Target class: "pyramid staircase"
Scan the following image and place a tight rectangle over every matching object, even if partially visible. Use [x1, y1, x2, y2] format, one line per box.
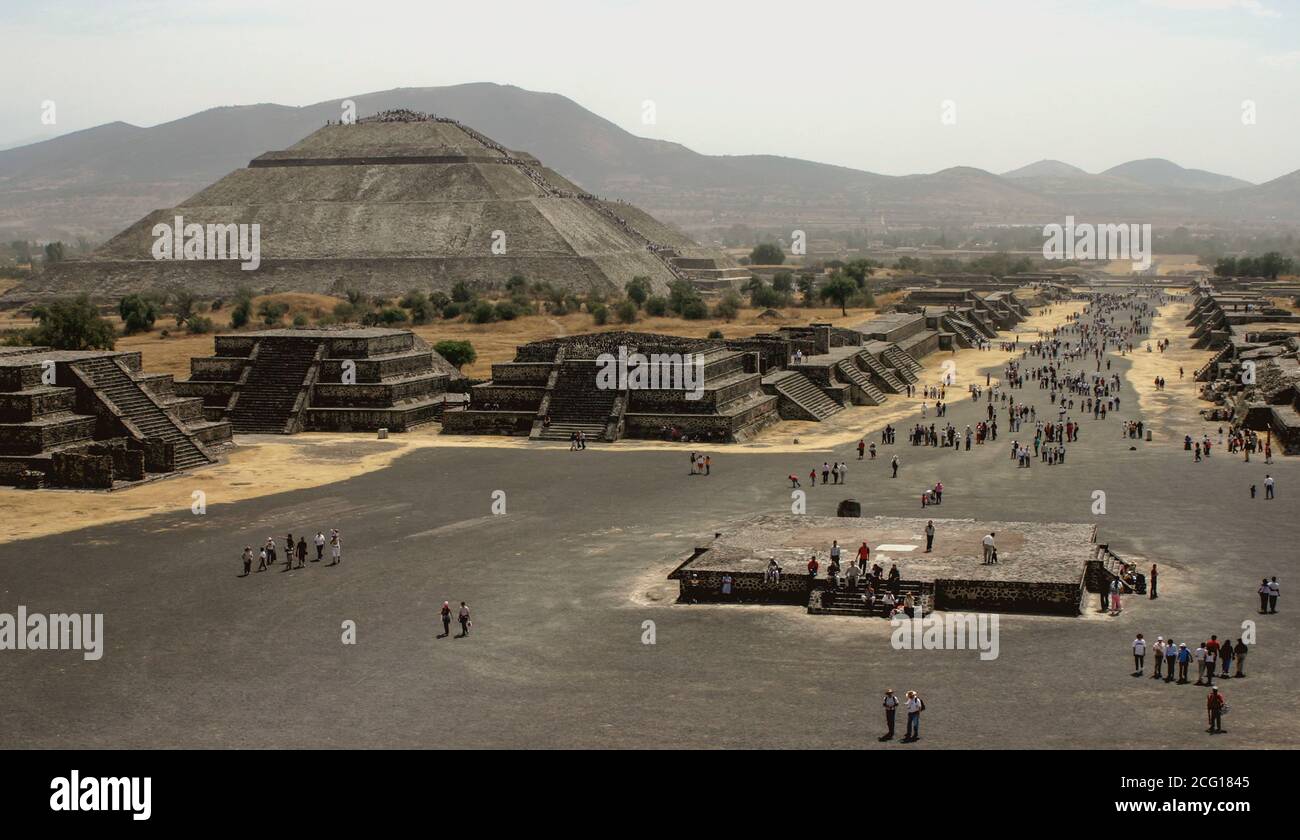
[1195, 346, 1233, 382]
[882, 346, 922, 383]
[230, 337, 322, 434]
[535, 359, 617, 442]
[72, 357, 214, 471]
[942, 314, 981, 347]
[772, 371, 843, 420]
[855, 352, 907, 393]
[834, 360, 888, 406]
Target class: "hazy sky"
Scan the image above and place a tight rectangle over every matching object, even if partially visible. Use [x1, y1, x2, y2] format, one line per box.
[3, 0, 1298, 182]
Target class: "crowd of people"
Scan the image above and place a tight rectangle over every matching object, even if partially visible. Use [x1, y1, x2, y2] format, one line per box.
[240, 529, 341, 575]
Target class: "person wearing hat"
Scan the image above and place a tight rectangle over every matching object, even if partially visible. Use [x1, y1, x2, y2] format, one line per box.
[1164, 639, 1178, 683]
[1132, 634, 1146, 675]
[1176, 643, 1191, 684]
[880, 689, 899, 741]
[903, 690, 925, 742]
[1151, 636, 1166, 679]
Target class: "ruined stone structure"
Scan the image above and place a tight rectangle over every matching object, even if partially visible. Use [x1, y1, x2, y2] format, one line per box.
[668, 514, 1109, 618]
[0, 347, 228, 488]
[442, 331, 779, 443]
[176, 327, 462, 434]
[896, 286, 1035, 349]
[1186, 284, 1300, 454]
[5, 111, 744, 305]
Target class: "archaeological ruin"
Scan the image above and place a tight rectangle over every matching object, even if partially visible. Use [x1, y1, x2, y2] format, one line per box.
[0, 346, 229, 488]
[668, 514, 1140, 618]
[175, 326, 463, 434]
[2, 111, 744, 305]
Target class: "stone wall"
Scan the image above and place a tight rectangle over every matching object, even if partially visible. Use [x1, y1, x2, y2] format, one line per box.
[933, 577, 1083, 616]
[676, 570, 813, 605]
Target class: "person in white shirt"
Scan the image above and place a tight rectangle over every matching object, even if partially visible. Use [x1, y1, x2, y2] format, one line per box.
[881, 689, 900, 741]
[329, 529, 342, 566]
[1268, 577, 1280, 613]
[1132, 634, 1146, 674]
[904, 691, 925, 742]
[1193, 643, 1208, 685]
[1204, 645, 1217, 686]
[982, 532, 996, 564]
[314, 531, 326, 562]
[1151, 636, 1166, 680]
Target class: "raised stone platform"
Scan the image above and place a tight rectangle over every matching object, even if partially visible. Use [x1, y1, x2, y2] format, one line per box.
[668, 514, 1098, 615]
[0, 347, 226, 487]
[176, 326, 461, 434]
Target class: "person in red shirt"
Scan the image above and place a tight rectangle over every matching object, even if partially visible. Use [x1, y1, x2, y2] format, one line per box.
[856, 542, 870, 572]
[1206, 635, 1220, 658]
[807, 555, 819, 578]
[1206, 688, 1225, 734]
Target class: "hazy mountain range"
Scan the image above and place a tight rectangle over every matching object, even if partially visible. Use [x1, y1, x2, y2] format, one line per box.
[1, 82, 1296, 245]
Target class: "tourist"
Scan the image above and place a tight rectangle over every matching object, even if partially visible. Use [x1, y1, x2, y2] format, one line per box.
[903, 690, 925, 742]
[315, 530, 326, 562]
[688, 451, 697, 475]
[266, 537, 277, 569]
[1132, 634, 1146, 675]
[439, 601, 452, 638]
[1151, 636, 1165, 679]
[1177, 643, 1190, 683]
[1204, 642, 1217, 686]
[807, 554, 819, 579]
[1109, 578, 1122, 614]
[721, 574, 733, 596]
[296, 536, 308, 569]
[982, 531, 996, 564]
[257, 545, 268, 573]
[925, 520, 935, 553]
[1206, 687, 1225, 734]
[1265, 474, 1275, 499]
[1258, 578, 1271, 614]
[858, 439, 865, 460]
[880, 689, 899, 741]
[1165, 639, 1178, 683]
[1234, 639, 1248, 677]
[329, 529, 342, 566]
[284, 533, 295, 569]
[457, 602, 471, 637]
[789, 473, 801, 489]
[1268, 576, 1280, 613]
[241, 546, 253, 577]
[891, 456, 899, 478]
[1149, 564, 1157, 599]
[704, 455, 711, 476]
[1193, 642, 1207, 685]
[1220, 637, 1234, 679]
[903, 593, 915, 619]
[830, 540, 841, 569]
[856, 541, 870, 572]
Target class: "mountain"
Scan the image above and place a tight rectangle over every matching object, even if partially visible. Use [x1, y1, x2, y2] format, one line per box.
[1002, 159, 1089, 179]
[0, 83, 1295, 246]
[1101, 158, 1253, 192]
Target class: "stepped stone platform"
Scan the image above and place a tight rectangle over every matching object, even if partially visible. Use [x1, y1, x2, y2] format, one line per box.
[442, 330, 779, 443]
[175, 327, 461, 435]
[668, 514, 1102, 616]
[0, 347, 227, 488]
[1185, 284, 1300, 454]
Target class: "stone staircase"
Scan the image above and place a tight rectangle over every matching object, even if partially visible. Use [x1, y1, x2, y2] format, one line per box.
[810, 580, 929, 617]
[536, 359, 616, 442]
[1195, 345, 1232, 382]
[883, 346, 921, 383]
[855, 352, 907, 393]
[774, 371, 843, 420]
[230, 337, 321, 434]
[835, 360, 888, 405]
[942, 314, 981, 347]
[72, 357, 213, 471]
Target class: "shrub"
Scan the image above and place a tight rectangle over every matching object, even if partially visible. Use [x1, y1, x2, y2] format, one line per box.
[644, 295, 669, 317]
[187, 316, 214, 334]
[713, 291, 743, 320]
[118, 294, 159, 334]
[591, 303, 609, 325]
[441, 301, 464, 319]
[292, 313, 309, 327]
[434, 340, 477, 369]
[450, 281, 473, 303]
[469, 300, 497, 323]
[494, 301, 520, 321]
[23, 295, 116, 350]
[615, 299, 638, 324]
[681, 299, 709, 320]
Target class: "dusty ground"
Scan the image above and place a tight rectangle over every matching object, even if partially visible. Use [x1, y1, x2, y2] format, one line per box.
[1126, 297, 1216, 444]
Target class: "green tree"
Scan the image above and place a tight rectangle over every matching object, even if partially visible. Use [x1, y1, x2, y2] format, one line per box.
[433, 340, 477, 370]
[22, 295, 116, 350]
[625, 275, 652, 308]
[230, 287, 254, 328]
[713, 291, 743, 320]
[118, 294, 159, 334]
[615, 299, 638, 324]
[818, 272, 858, 315]
[43, 241, 66, 264]
[749, 242, 785, 265]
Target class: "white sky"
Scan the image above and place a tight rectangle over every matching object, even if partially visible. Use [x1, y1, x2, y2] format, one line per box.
[2, 0, 1297, 182]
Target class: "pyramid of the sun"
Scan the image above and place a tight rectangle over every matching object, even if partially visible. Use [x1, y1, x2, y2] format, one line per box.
[7, 111, 740, 304]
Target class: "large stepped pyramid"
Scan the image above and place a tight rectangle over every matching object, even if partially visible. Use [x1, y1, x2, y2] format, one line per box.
[767, 370, 844, 420]
[5, 111, 743, 304]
